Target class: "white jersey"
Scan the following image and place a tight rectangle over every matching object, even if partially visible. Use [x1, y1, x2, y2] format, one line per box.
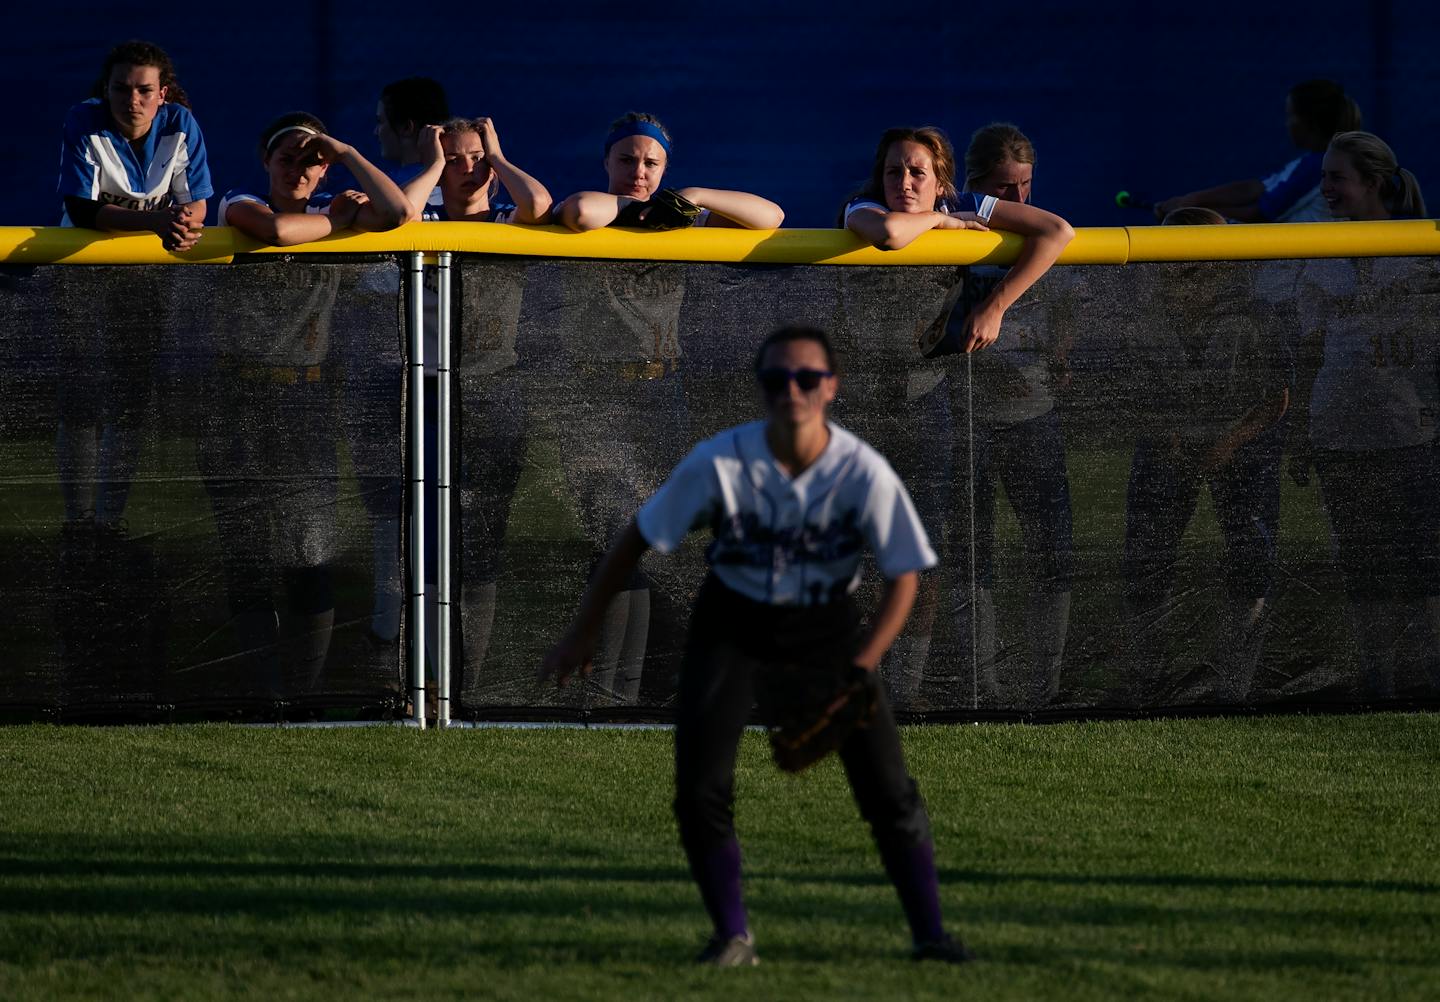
[637, 420, 936, 606]
[1300, 256, 1440, 451]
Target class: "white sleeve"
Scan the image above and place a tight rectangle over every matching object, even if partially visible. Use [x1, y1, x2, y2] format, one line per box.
[635, 445, 720, 554]
[218, 191, 265, 223]
[860, 464, 938, 577]
[842, 198, 888, 224]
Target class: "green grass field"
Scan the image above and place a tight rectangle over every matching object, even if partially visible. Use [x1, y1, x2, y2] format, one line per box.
[2, 715, 1437, 1000]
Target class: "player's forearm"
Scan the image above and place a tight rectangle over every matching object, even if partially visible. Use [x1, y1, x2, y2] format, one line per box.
[847, 210, 944, 251]
[93, 204, 173, 235]
[400, 159, 445, 222]
[491, 158, 553, 224]
[269, 212, 340, 245]
[559, 192, 622, 231]
[341, 149, 411, 229]
[569, 519, 650, 641]
[854, 572, 920, 670]
[976, 222, 1073, 317]
[676, 187, 784, 230]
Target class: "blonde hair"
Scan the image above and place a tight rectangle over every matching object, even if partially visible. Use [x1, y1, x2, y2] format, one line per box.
[964, 122, 1035, 189]
[440, 116, 483, 137]
[1328, 131, 1426, 218]
[1162, 206, 1227, 226]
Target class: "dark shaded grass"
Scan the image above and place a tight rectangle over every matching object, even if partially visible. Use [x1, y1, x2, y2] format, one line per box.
[1, 715, 1437, 999]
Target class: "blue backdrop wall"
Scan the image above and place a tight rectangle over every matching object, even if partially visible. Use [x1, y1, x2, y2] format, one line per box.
[6, 1, 1438, 229]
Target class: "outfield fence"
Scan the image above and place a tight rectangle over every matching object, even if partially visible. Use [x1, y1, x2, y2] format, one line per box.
[3, 221, 1439, 723]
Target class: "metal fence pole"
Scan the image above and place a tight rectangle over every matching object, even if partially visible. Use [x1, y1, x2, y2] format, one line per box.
[437, 252, 453, 727]
[406, 252, 426, 730]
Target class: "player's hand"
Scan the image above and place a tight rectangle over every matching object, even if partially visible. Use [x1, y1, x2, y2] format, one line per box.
[936, 212, 989, 232]
[328, 190, 367, 228]
[419, 125, 445, 167]
[175, 201, 206, 229]
[158, 205, 202, 252]
[475, 117, 504, 162]
[957, 302, 1004, 352]
[540, 628, 596, 688]
[300, 132, 351, 165]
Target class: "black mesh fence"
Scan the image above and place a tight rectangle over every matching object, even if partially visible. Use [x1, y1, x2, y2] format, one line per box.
[0, 259, 407, 719]
[4, 253, 1438, 723]
[453, 254, 1440, 721]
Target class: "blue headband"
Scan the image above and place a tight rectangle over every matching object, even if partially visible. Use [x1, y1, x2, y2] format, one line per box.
[603, 121, 671, 156]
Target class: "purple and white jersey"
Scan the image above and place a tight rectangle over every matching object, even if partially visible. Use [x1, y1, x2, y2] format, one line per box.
[638, 420, 936, 606]
[842, 191, 999, 226]
[57, 99, 213, 223]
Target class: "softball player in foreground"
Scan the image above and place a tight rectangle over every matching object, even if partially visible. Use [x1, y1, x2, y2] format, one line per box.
[543, 325, 973, 967]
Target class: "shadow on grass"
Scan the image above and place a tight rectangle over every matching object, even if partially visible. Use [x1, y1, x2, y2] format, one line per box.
[4, 843, 1437, 977]
[5, 852, 1434, 896]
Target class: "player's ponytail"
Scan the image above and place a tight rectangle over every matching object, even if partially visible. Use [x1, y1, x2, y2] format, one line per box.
[1328, 131, 1427, 219]
[92, 40, 191, 109]
[1389, 168, 1427, 219]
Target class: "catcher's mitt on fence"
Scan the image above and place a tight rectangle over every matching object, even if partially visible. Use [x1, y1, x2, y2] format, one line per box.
[614, 188, 704, 230]
[761, 662, 880, 773]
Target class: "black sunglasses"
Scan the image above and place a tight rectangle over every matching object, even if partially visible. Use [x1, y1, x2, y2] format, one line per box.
[757, 366, 834, 395]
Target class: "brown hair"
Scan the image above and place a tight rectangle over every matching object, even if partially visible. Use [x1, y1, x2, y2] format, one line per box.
[92, 40, 190, 109]
[1288, 79, 1362, 149]
[1328, 131, 1427, 218]
[438, 118, 499, 197]
[850, 126, 958, 211]
[964, 122, 1035, 189]
[255, 111, 327, 160]
[379, 77, 450, 132]
[753, 325, 838, 375]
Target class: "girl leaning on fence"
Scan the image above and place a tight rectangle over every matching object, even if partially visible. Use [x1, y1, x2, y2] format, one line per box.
[197, 113, 407, 709]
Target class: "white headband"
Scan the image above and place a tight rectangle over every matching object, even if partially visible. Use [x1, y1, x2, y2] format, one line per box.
[264, 124, 320, 152]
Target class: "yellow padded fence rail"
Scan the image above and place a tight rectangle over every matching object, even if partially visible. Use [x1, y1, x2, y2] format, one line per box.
[0, 219, 1437, 266]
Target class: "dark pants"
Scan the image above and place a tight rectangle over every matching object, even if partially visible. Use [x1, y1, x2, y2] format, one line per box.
[1315, 444, 1440, 600]
[673, 577, 932, 858]
[917, 400, 1074, 592]
[1123, 424, 1284, 609]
